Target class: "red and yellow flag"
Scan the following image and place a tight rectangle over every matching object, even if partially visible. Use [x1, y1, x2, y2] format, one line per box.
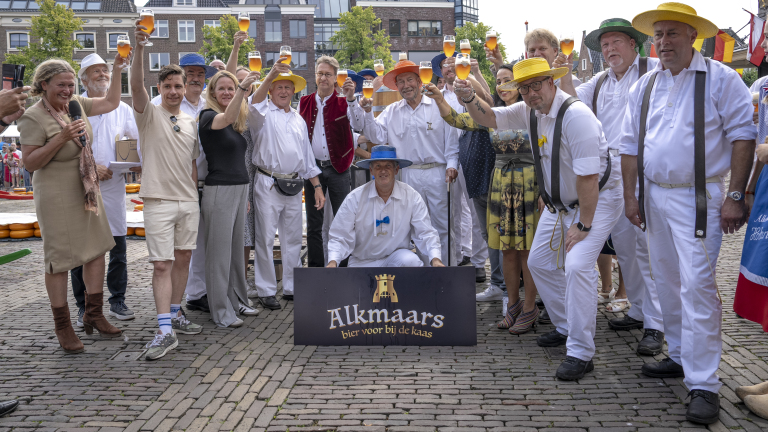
[714, 30, 735, 63]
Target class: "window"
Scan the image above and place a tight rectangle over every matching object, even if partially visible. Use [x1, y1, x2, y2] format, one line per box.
[0, 1, 11, 7]
[71, 1, 84, 9]
[107, 32, 127, 50]
[149, 53, 170, 71]
[264, 52, 280, 68]
[389, 20, 400, 36]
[178, 20, 195, 42]
[8, 32, 28, 50]
[292, 51, 307, 69]
[247, 19, 258, 39]
[75, 32, 95, 50]
[582, 58, 587, 71]
[176, 0, 192, 5]
[178, 52, 195, 61]
[203, 20, 220, 28]
[86, 1, 100, 10]
[150, 86, 160, 99]
[265, 20, 281, 42]
[306, 0, 349, 19]
[407, 20, 442, 37]
[289, 20, 306, 38]
[151, 20, 169, 38]
[314, 22, 340, 53]
[10, 0, 26, 8]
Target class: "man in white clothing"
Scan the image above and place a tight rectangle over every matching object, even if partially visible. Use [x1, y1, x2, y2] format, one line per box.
[459, 57, 622, 381]
[347, 60, 461, 266]
[620, 3, 756, 424]
[248, 60, 325, 311]
[557, 18, 666, 357]
[327, 145, 444, 268]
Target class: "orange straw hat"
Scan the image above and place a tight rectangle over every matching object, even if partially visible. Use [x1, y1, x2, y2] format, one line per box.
[382, 60, 420, 91]
[632, 2, 718, 38]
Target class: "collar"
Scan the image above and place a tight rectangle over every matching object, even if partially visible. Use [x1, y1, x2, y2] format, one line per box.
[534, 87, 569, 120]
[395, 94, 432, 110]
[608, 53, 639, 81]
[268, 100, 293, 113]
[315, 92, 333, 105]
[368, 180, 404, 201]
[184, 95, 204, 107]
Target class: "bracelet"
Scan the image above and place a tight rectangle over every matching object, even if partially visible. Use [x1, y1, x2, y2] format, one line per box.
[346, 98, 356, 103]
[314, 184, 322, 189]
[746, 191, 755, 195]
[0, 119, 9, 128]
[238, 85, 249, 92]
[460, 90, 475, 104]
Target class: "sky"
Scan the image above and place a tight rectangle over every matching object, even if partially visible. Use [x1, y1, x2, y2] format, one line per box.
[478, 0, 759, 62]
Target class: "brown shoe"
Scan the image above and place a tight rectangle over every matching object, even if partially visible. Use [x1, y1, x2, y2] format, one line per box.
[737, 381, 768, 401]
[83, 292, 122, 338]
[51, 304, 84, 353]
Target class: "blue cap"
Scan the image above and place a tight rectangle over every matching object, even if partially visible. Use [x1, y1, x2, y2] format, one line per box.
[358, 69, 377, 79]
[347, 70, 365, 93]
[431, 52, 457, 78]
[179, 53, 219, 79]
[356, 145, 412, 169]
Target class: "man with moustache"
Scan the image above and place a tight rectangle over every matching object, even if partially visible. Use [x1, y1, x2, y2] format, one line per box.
[556, 19, 666, 357]
[621, 3, 756, 423]
[152, 54, 218, 314]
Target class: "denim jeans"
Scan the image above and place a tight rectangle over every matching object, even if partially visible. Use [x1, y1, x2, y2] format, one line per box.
[472, 197, 506, 290]
[71, 236, 128, 309]
[304, 163, 351, 267]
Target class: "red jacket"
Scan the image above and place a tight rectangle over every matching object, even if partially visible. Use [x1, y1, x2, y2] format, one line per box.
[299, 93, 354, 173]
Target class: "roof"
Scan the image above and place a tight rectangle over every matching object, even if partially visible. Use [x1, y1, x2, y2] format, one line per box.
[587, 47, 604, 75]
[0, 0, 135, 13]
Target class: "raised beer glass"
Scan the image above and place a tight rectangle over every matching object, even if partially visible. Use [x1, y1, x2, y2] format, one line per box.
[485, 31, 497, 50]
[336, 69, 348, 88]
[460, 39, 471, 55]
[279, 46, 291, 65]
[443, 35, 455, 57]
[238, 12, 250, 33]
[374, 59, 384, 76]
[248, 51, 261, 72]
[117, 35, 131, 58]
[419, 61, 433, 84]
[139, 9, 154, 47]
[455, 54, 471, 80]
[560, 33, 574, 56]
[362, 80, 374, 99]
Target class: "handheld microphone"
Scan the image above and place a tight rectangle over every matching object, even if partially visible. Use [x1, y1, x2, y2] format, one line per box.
[68, 100, 87, 147]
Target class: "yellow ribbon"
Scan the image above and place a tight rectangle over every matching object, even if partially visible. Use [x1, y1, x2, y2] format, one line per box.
[538, 135, 547, 147]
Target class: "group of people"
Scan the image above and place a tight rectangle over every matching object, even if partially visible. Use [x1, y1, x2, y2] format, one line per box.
[1, 0, 768, 425]
[0, 141, 27, 190]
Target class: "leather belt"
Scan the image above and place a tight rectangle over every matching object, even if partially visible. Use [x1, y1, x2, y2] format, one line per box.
[494, 153, 534, 170]
[609, 148, 620, 157]
[316, 159, 333, 168]
[257, 167, 298, 180]
[654, 176, 721, 189]
[409, 162, 444, 170]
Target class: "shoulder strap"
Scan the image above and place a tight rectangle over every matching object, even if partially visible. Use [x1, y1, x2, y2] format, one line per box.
[637, 72, 658, 231]
[694, 69, 707, 238]
[550, 96, 580, 212]
[592, 73, 610, 116]
[639, 57, 648, 76]
[529, 109, 555, 213]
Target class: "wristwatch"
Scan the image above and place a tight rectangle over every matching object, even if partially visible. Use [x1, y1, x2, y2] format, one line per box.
[0, 119, 9, 128]
[727, 191, 744, 201]
[576, 221, 591, 232]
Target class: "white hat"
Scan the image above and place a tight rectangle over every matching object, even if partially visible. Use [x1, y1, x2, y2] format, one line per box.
[78, 53, 112, 80]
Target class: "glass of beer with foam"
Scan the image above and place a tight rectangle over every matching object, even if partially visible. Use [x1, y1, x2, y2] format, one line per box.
[419, 61, 433, 84]
[238, 12, 250, 33]
[399, 52, 407, 61]
[362, 80, 374, 99]
[443, 35, 455, 57]
[485, 31, 497, 50]
[139, 9, 154, 46]
[455, 54, 471, 80]
[336, 69, 348, 88]
[374, 59, 384, 76]
[248, 51, 261, 71]
[279, 46, 291, 65]
[117, 35, 131, 58]
[460, 39, 471, 55]
[560, 33, 574, 56]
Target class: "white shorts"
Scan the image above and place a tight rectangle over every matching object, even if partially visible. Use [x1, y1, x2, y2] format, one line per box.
[143, 198, 199, 261]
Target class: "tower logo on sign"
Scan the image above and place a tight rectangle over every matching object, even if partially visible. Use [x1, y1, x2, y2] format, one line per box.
[373, 274, 398, 303]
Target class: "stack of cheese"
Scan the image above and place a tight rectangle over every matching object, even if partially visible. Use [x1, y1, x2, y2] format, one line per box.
[127, 227, 145, 237]
[0, 222, 39, 239]
[126, 184, 141, 194]
[133, 204, 143, 212]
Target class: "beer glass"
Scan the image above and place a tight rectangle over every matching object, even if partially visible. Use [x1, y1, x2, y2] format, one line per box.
[248, 51, 261, 72]
[460, 39, 471, 55]
[362, 80, 374, 99]
[139, 9, 154, 47]
[560, 33, 574, 56]
[485, 31, 497, 50]
[399, 52, 407, 61]
[455, 54, 471, 80]
[117, 35, 131, 58]
[374, 59, 384, 76]
[238, 12, 250, 33]
[336, 69, 348, 88]
[279, 46, 291, 65]
[443, 35, 455, 57]
[419, 61, 433, 84]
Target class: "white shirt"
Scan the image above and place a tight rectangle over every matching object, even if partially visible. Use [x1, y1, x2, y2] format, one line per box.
[297, 93, 333, 161]
[494, 87, 617, 205]
[327, 180, 441, 264]
[152, 94, 207, 180]
[620, 50, 757, 184]
[348, 96, 459, 170]
[577, 55, 660, 149]
[248, 99, 322, 179]
[443, 86, 465, 139]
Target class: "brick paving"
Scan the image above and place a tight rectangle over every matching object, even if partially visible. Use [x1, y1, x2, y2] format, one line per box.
[0, 195, 767, 431]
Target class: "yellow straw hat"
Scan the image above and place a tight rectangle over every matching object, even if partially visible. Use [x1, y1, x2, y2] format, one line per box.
[269, 72, 306, 94]
[497, 58, 569, 92]
[632, 2, 718, 39]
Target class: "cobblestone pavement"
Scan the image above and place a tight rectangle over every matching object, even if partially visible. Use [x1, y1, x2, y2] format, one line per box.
[0, 195, 767, 431]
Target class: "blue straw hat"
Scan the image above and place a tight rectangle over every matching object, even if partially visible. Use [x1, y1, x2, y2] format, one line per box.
[356, 145, 412, 169]
[431, 52, 457, 78]
[179, 54, 219, 79]
[358, 69, 377, 79]
[347, 70, 365, 92]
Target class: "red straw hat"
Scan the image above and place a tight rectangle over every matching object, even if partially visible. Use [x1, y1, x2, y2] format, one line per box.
[383, 60, 420, 91]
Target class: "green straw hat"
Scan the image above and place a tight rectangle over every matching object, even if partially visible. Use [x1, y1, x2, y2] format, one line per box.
[584, 18, 649, 56]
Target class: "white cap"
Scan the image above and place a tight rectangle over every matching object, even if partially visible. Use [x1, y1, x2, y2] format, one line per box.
[78, 53, 112, 80]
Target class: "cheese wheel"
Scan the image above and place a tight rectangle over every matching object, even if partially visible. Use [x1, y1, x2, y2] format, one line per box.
[13, 188, 25, 193]
[0, 230, 9, 239]
[9, 223, 34, 230]
[135, 228, 145, 237]
[10, 229, 33, 238]
[34, 229, 41, 237]
[33, 222, 39, 229]
[127, 227, 135, 236]
[0, 224, 7, 229]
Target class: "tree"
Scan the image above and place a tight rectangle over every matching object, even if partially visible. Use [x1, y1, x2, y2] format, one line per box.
[199, 15, 255, 67]
[454, 22, 507, 95]
[4, 0, 83, 86]
[571, 50, 579, 62]
[330, 6, 394, 72]
[742, 68, 758, 88]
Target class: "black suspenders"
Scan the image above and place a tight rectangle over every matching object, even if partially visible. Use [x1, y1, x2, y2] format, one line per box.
[530, 96, 612, 214]
[592, 56, 648, 116]
[637, 61, 708, 238]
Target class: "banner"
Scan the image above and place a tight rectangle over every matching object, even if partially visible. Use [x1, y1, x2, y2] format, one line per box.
[294, 267, 476, 346]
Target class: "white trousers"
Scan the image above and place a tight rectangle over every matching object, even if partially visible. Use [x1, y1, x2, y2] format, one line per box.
[185, 208, 207, 302]
[528, 186, 623, 361]
[646, 181, 724, 393]
[348, 249, 424, 267]
[252, 174, 303, 297]
[457, 166, 489, 268]
[401, 165, 461, 266]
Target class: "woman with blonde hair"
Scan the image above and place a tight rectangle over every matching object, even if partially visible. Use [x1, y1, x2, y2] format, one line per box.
[199, 69, 261, 327]
[17, 56, 128, 352]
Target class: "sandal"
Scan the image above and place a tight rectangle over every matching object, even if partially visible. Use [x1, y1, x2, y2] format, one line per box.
[605, 298, 629, 312]
[509, 307, 539, 335]
[498, 299, 523, 329]
[598, 288, 616, 304]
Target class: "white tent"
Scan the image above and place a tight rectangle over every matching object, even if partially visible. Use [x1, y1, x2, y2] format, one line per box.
[0, 125, 19, 139]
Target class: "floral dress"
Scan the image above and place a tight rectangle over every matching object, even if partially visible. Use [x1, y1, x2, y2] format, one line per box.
[443, 108, 539, 251]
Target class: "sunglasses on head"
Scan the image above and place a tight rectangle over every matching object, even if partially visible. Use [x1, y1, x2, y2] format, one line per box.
[170, 115, 180, 133]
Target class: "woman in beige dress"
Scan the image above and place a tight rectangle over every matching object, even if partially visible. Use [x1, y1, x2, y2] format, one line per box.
[18, 57, 128, 353]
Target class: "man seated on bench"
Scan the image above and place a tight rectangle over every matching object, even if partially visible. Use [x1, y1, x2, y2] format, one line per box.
[326, 145, 445, 268]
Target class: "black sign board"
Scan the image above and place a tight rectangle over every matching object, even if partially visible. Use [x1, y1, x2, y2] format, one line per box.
[294, 266, 476, 346]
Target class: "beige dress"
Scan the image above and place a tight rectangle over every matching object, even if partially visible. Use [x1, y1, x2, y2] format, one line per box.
[17, 95, 114, 274]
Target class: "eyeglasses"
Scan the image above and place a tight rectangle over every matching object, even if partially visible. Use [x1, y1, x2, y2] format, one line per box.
[170, 116, 180, 133]
[316, 72, 335, 80]
[517, 77, 551, 95]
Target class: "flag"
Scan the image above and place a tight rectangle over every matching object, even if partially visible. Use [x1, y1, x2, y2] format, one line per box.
[736, 68, 744, 76]
[714, 31, 735, 62]
[748, 10, 766, 66]
[650, 44, 657, 58]
[693, 38, 704, 52]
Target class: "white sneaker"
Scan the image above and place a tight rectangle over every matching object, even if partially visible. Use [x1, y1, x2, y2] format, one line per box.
[239, 303, 260, 316]
[476, 285, 505, 302]
[502, 296, 509, 316]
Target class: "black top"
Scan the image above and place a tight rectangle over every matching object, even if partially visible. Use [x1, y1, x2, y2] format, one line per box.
[199, 108, 250, 185]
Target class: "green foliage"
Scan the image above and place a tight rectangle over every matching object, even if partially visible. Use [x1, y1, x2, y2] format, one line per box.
[742, 68, 758, 88]
[330, 6, 394, 72]
[4, 0, 83, 86]
[572, 50, 579, 62]
[199, 15, 255, 67]
[454, 22, 507, 95]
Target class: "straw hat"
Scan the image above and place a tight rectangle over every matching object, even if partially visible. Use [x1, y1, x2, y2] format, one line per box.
[270, 72, 306, 93]
[496, 58, 569, 92]
[431, 52, 457, 78]
[632, 2, 718, 39]
[584, 18, 649, 54]
[356, 145, 412, 169]
[382, 60, 420, 91]
[78, 53, 112, 80]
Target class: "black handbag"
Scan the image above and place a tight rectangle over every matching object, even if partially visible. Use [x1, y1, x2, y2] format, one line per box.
[273, 177, 304, 196]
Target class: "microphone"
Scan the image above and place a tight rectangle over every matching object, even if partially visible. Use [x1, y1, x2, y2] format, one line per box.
[68, 100, 87, 147]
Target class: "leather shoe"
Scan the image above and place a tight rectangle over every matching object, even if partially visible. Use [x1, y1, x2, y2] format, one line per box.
[535, 298, 544, 309]
[636, 329, 664, 356]
[458, 255, 471, 266]
[0, 399, 19, 417]
[686, 389, 720, 424]
[259, 296, 282, 310]
[186, 295, 210, 313]
[608, 315, 644, 331]
[536, 329, 567, 347]
[475, 267, 486, 282]
[282, 294, 294, 301]
[538, 307, 552, 324]
[641, 357, 684, 378]
[556, 356, 594, 380]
